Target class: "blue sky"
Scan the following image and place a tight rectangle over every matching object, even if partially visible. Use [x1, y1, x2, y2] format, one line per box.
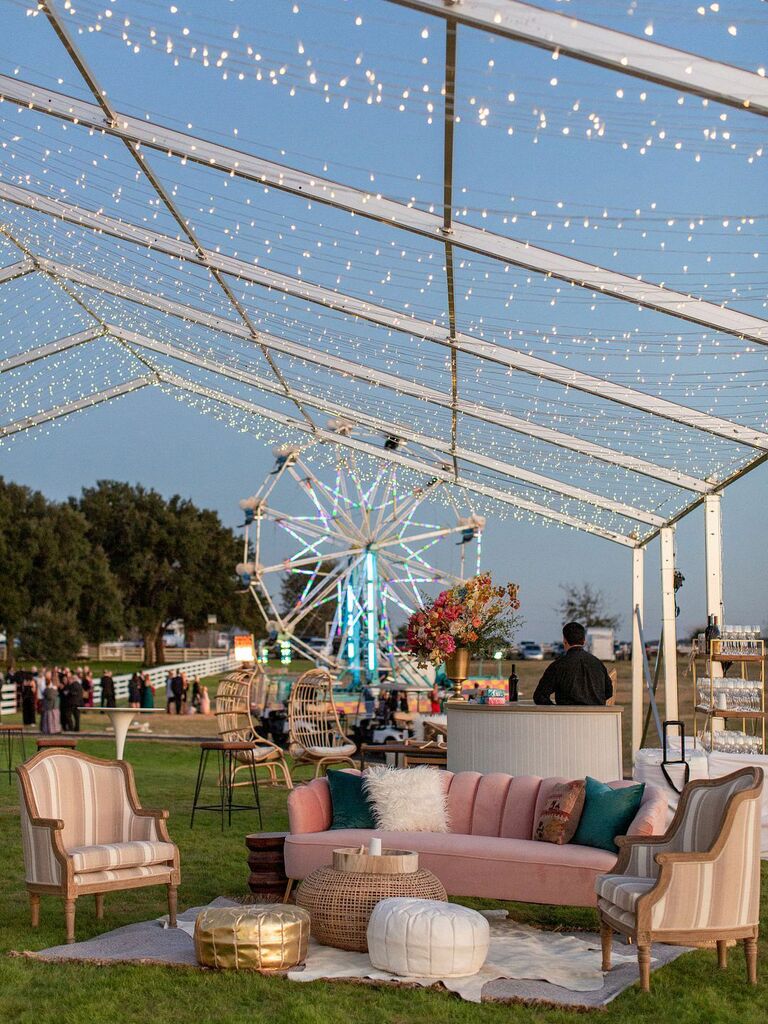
[0, 0, 766, 640]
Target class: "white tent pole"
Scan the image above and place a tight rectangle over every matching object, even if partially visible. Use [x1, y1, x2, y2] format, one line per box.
[660, 527, 679, 721]
[703, 493, 725, 682]
[631, 547, 645, 755]
[704, 493, 724, 627]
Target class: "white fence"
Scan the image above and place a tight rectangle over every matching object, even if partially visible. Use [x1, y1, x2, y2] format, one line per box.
[0, 653, 237, 715]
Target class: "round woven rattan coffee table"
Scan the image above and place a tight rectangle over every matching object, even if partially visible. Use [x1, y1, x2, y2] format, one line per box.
[295, 847, 446, 952]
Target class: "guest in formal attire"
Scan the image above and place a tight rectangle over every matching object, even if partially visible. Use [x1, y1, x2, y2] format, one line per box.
[199, 684, 211, 717]
[81, 669, 93, 709]
[100, 670, 115, 708]
[40, 680, 61, 735]
[140, 673, 155, 708]
[68, 673, 84, 732]
[191, 679, 201, 713]
[533, 621, 613, 706]
[170, 671, 184, 715]
[20, 673, 36, 726]
[128, 672, 141, 709]
[60, 671, 73, 731]
[165, 671, 174, 713]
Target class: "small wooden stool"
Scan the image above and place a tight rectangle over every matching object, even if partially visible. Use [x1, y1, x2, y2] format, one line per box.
[246, 832, 288, 901]
[36, 737, 78, 751]
[0, 724, 26, 784]
[190, 740, 262, 831]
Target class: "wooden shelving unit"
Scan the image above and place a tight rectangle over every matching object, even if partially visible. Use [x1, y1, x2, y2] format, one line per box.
[693, 638, 766, 753]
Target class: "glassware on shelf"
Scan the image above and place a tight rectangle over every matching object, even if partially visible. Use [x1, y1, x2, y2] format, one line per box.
[710, 730, 763, 755]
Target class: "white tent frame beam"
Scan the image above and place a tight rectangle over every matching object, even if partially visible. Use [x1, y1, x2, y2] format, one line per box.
[0, 188, 758, 463]
[156, 369, 639, 547]
[29, 258, 711, 492]
[386, 0, 768, 116]
[0, 258, 35, 286]
[0, 326, 104, 373]
[0, 375, 152, 439]
[2, 77, 768, 349]
[103, 323, 664, 526]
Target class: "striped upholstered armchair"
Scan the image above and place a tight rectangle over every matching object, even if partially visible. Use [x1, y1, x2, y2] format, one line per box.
[596, 766, 763, 992]
[17, 749, 180, 943]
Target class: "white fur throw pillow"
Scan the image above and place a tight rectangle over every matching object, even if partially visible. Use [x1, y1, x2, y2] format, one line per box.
[362, 766, 449, 832]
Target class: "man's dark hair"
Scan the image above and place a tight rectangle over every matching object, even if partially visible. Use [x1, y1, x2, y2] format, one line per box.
[563, 621, 586, 646]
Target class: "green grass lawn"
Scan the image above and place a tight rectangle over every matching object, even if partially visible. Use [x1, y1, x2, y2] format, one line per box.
[1, 738, 768, 1023]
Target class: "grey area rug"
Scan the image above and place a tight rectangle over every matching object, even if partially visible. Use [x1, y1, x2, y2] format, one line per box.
[16, 898, 690, 1010]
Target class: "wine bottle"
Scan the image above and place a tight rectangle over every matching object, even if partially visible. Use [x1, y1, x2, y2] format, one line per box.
[705, 615, 720, 655]
[508, 664, 519, 703]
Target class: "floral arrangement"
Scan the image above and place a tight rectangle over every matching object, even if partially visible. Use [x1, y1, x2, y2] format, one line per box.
[405, 573, 521, 667]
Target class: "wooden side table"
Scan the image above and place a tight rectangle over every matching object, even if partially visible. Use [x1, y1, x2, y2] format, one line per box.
[245, 832, 289, 902]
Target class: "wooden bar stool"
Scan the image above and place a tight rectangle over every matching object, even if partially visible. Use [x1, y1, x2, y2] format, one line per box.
[36, 737, 78, 751]
[0, 725, 27, 784]
[190, 740, 263, 831]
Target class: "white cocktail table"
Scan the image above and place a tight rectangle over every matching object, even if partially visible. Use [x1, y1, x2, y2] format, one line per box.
[82, 707, 166, 760]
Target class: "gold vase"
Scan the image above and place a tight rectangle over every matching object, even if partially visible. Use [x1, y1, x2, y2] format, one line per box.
[444, 647, 471, 700]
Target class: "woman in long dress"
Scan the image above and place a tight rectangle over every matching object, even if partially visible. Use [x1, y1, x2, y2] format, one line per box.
[40, 680, 61, 734]
[199, 685, 211, 716]
[141, 673, 155, 709]
[21, 675, 37, 726]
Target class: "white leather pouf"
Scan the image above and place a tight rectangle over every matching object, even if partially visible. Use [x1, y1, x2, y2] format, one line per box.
[367, 898, 490, 978]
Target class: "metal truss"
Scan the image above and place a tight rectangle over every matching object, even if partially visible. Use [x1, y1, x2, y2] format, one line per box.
[0, 376, 152, 439]
[1, 76, 767, 347]
[21, 257, 706, 492]
[103, 324, 667, 527]
[34, 1, 316, 432]
[0, 184, 761, 457]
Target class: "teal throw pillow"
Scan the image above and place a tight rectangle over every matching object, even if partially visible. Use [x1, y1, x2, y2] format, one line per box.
[327, 769, 377, 830]
[571, 777, 645, 853]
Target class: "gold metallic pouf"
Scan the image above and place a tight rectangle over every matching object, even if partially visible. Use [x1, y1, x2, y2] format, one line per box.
[194, 904, 310, 971]
[296, 866, 447, 952]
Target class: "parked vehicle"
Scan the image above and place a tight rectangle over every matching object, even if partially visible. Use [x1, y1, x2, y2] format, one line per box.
[585, 627, 615, 662]
[550, 642, 565, 659]
[614, 641, 631, 661]
[519, 642, 544, 661]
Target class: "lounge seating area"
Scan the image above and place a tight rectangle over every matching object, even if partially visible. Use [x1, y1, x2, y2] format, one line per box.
[1, 730, 766, 1020]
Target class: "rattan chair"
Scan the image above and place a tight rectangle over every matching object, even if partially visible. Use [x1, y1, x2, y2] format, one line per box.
[597, 766, 763, 992]
[287, 668, 357, 777]
[215, 667, 293, 789]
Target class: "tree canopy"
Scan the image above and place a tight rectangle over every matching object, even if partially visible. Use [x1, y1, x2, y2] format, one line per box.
[0, 477, 123, 666]
[76, 481, 253, 665]
[557, 582, 621, 630]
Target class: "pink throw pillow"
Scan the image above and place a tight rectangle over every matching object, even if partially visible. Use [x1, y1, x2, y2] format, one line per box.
[533, 781, 586, 845]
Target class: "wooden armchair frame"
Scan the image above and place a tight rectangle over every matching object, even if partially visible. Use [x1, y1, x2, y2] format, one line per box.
[287, 668, 357, 777]
[598, 766, 763, 992]
[17, 749, 180, 944]
[215, 667, 293, 789]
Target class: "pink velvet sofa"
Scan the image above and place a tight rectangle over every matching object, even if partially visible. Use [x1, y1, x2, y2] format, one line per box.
[286, 771, 667, 907]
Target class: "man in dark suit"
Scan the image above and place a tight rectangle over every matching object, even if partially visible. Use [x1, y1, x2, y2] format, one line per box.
[171, 672, 184, 716]
[533, 621, 613, 706]
[100, 670, 115, 709]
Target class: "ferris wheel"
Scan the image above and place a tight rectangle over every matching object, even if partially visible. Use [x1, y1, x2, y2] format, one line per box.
[236, 436, 484, 688]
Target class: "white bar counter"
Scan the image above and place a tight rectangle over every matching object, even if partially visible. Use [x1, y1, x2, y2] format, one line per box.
[446, 700, 624, 781]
